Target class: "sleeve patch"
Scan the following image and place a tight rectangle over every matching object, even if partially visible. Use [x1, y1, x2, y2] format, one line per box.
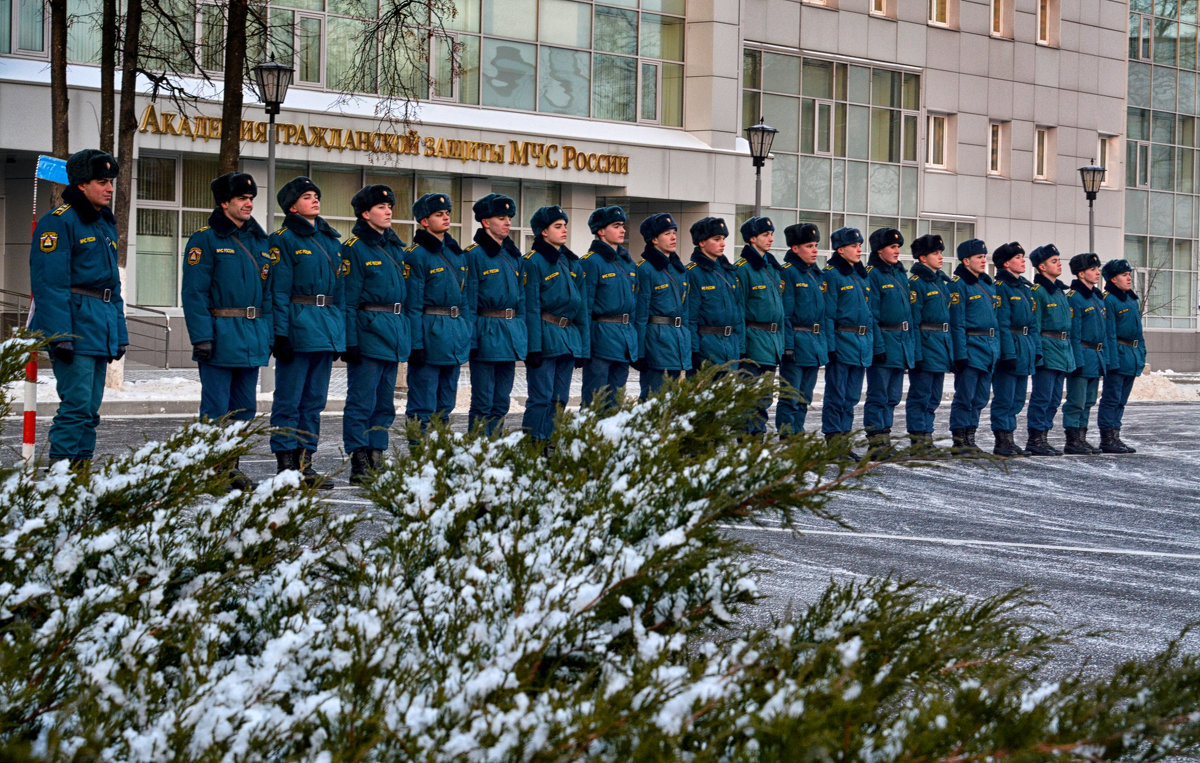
[260, 263, 270, 280]
[187, 247, 202, 265]
[949, 292, 961, 305]
[340, 258, 351, 276]
[39, 232, 58, 252]
[268, 247, 281, 263]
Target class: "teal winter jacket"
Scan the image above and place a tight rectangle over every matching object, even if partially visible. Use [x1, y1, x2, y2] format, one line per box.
[341, 218, 411, 363]
[866, 254, 916, 369]
[636, 246, 691, 371]
[948, 264, 1000, 371]
[405, 230, 472, 365]
[1103, 284, 1146, 377]
[736, 245, 786, 366]
[269, 212, 345, 353]
[908, 262, 953, 373]
[1030, 274, 1076, 374]
[523, 237, 589, 360]
[686, 250, 743, 366]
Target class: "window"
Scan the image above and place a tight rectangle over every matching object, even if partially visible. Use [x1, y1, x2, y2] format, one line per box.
[1037, 0, 1058, 46]
[870, 0, 891, 16]
[988, 121, 1009, 176]
[990, 0, 1011, 38]
[3, 0, 46, 54]
[928, 0, 948, 26]
[1127, 236, 1198, 328]
[927, 114, 950, 169]
[1034, 127, 1054, 180]
[1098, 135, 1118, 187]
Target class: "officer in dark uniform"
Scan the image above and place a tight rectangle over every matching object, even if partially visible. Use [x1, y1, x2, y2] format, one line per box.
[685, 217, 743, 375]
[863, 227, 915, 454]
[1064, 252, 1109, 455]
[181, 171, 272, 490]
[405, 192, 472, 430]
[905, 234, 953, 449]
[522, 205, 588, 442]
[269, 176, 344, 488]
[777, 223, 827, 435]
[948, 238, 999, 454]
[989, 242, 1037, 456]
[736, 216, 785, 435]
[580, 205, 637, 409]
[465, 193, 526, 435]
[1026, 244, 1075, 456]
[340, 184, 410, 484]
[30, 148, 128, 469]
[634, 213, 690, 399]
[821, 226, 876, 458]
[1098, 259, 1145, 453]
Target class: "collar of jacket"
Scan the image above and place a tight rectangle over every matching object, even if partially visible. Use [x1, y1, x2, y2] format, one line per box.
[61, 185, 114, 225]
[910, 261, 944, 282]
[1034, 273, 1065, 293]
[954, 263, 993, 285]
[533, 236, 578, 263]
[283, 212, 340, 241]
[741, 243, 769, 270]
[995, 269, 1031, 288]
[690, 248, 735, 271]
[642, 245, 683, 272]
[588, 238, 631, 263]
[352, 218, 404, 248]
[209, 208, 267, 239]
[1105, 281, 1138, 301]
[414, 228, 463, 254]
[473, 227, 520, 259]
[829, 251, 868, 279]
[1070, 279, 1097, 299]
[783, 251, 820, 275]
[867, 252, 906, 275]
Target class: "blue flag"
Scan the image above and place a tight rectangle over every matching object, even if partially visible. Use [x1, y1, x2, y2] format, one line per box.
[35, 155, 69, 184]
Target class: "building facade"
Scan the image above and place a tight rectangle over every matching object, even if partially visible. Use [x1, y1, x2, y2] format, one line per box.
[1, 0, 1196, 369]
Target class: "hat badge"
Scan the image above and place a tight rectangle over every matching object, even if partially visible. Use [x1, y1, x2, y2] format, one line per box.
[437, 196, 444, 202]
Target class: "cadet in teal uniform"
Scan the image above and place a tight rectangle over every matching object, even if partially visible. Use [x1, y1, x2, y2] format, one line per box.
[777, 223, 827, 435]
[580, 205, 637, 409]
[821, 226, 876, 458]
[736, 216, 785, 435]
[340, 184, 410, 484]
[634, 213, 690, 398]
[948, 238, 999, 454]
[905, 234, 952, 448]
[405, 192, 471, 429]
[685, 217, 743, 374]
[521, 206, 589, 442]
[1063, 252, 1109, 455]
[181, 171, 272, 490]
[29, 148, 128, 469]
[1026, 244, 1075, 456]
[989, 242, 1037, 456]
[269, 176, 344, 488]
[465, 193, 526, 435]
[1097, 259, 1145, 453]
[863, 227, 915, 454]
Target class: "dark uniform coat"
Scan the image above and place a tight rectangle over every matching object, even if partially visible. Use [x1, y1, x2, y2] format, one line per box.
[1031, 274, 1076, 374]
[636, 246, 691, 371]
[1103, 285, 1146, 377]
[866, 254, 916, 369]
[994, 269, 1039, 376]
[341, 218, 411, 363]
[581, 239, 637, 363]
[269, 212, 345, 353]
[181, 210, 273, 367]
[736, 245, 786, 366]
[523, 237, 589, 360]
[822, 253, 878, 367]
[781, 253, 828, 368]
[686, 250, 743, 365]
[949, 264, 1000, 371]
[1068, 281, 1110, 379]
[908, 261, 953, 373]
[465, 229, 527, 363]
[405, 230, 472, 366]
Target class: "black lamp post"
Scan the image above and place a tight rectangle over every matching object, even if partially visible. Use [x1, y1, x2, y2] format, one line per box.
[746, 118, 778, 217]
[1078, 161, 1106, 254]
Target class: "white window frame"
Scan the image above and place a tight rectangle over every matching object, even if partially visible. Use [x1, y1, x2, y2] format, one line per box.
[927, 113, 951, 169]
[990, 0, 1011, 38]
[928, 0, 949, 27]
[1034, 127, 1055, 181]
[1098, 135, 1117, 187]
[871, 0, 892, 17]
[988, 121, 1009, 176]
[1037, 0, 1058, 46]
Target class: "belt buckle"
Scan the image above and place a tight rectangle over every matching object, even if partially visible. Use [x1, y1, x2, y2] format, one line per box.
[1132, 339, 1139, 348]
[857, 325, 867, 336]
[1095, 342, 1103, 351]
[900, 321, 909, 331]
[504, 307, 514, 319]
[245, 306, 257, 319]
[101, 288, 112, 303]
[988, 328, 995, 337]
[557, 316, 569, 328]
[672, 316, 683, 328]
[812, 323, 821, 334]
[621, 313, 630, 325]
[769, 322, 779, 333]
[315, 294, 327, 307]
[393, 303, 404, 315]
[1021, 326, 1029, 335]
[723, 325, 733, 337]
[941, 323, 949, 332]
[449, 305, 461, 318]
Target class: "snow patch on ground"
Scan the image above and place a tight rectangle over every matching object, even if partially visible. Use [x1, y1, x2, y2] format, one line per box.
[1129, 371, 1200, 402]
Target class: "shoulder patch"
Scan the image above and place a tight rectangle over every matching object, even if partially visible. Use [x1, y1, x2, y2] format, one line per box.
[340, 258, 351, 277]
[39, 231, 58, 252]
[187, 247, 202, 265]
[260, 263, 270, 281]
[268, 247, 281, 263]
[52, 204, 71, 216]
[909, 274, 919, 281]
[637, 260, 646, 268]
[949, 292, 961, 305]
[404, 243, 418, 253]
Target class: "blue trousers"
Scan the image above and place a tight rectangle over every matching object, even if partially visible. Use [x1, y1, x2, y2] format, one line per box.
[523, 354, 574, 440]
[821, 361, 865, 435]
[949, 366, 992, 430]
[469, 359, 516, 435]
[1027, 367, 1066, 432]
[741, 361, 776, 435]
[638, 368, 680, 400]
[581, 357, 629, 409]
[864, 365, 904, 433]
[1063, 375, 1100, 429]
[270, 350, 334, 453]
[905, 369, 944, 434]
[343, 356, 398, 452]
[1098, 372, 1136, 430]
[406, 361, 461, 425]
[989, 369, 1029, 433]
[48, 354, 107, 460]
[776, 361, 819, 434]
[198, 363, 258, 422]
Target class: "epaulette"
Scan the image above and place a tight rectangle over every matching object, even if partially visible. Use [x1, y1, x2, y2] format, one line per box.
[1032, 284, 1042, 291]
[581, 252, 592, 259]
[274, 226, 287, 235]
[404, 243, 418, 253]
[736, 258, 747, 267]
[686, 262, 697, 270]
[465, 243, 478, 251]
[52, 204, 71, 216]
[523, 252, 535, 259]
[867, 265, 875, 273]
[637, 260, 646, 268]
[823, 264, 834, 271]
[1066, 289, 1075, 296]
[909, 274, 918, 281]
[951, 275, 961, 282]
[192, 225, 211, 235]
[344, 236, 359, 247]
[782, 262, 792, 269]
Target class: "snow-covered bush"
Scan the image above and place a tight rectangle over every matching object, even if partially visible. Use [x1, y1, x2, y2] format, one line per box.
[2, 335, 1199, 761]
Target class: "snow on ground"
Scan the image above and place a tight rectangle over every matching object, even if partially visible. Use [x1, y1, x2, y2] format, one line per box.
[1130, 371, 1200, 402]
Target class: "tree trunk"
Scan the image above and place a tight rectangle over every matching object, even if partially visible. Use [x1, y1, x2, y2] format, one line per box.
[100, 0, 116, 154]
[109, 0, 143, 389]
[217, 0, 249, 175]
[49, 0, 69, 204]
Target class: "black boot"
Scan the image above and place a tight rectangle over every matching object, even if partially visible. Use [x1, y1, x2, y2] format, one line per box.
[906, 431, 938, 454]
[992, 430, 1022, 457]
[225, 457, 255, 492]
[276, 449, 299, 473]
[368, 448, 386, 470]
[297, 448, 333, 490]
[1112, 427, 1136, 453]
[1025, 429, 1061, 456]
[68, 456, 92, 472]
[349, 448, 372, 487]
[1064, 427, 1090, 455]
[951, 428, 983, 456]
[1081, 427, 1101, 454]
[825, 432, 862, 461]
[866, 429, 893, 459]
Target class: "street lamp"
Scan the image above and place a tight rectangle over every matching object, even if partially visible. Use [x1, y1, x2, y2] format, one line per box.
[253, 60, 293, 394]
[1078, 161, 1106, 254]
[746, 118, 778, 217]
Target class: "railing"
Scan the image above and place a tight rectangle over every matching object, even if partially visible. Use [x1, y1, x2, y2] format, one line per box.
[0, 288, 172, 369]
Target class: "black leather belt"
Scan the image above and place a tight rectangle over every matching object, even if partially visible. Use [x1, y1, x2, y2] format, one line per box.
[541, 311, 573, 328]
[209, 307, 259, 318]
[793, 323, 821, 334]
[1041, 330, 1068, 341]
[1118, 338, 1140, 348]
[1010, 326, 1030, 335]
[594, 313, 631, 324]
[836, 324, 869, 335]
[1082, 340, 1103, 351]
[71, 286, 113, 302]
[291, 294, 335, 306]
[648, 315, 683, 328]
[361, 302, 403, 314]
[920, 322, 949, 332]
[747, 321, 779, 333]
[425, 306, 462, 318]
[478, 308, 515, 319]
[879, 321, 909, 331]
[698, 325, 735, 336]
[966, 328, 995, 337]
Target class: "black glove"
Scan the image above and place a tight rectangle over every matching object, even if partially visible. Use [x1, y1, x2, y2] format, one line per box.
[193, 341, 214, 363]
[997, 358, 1017, 373]
[1035, 354, 1044, 368]
[782, 349, 795, 363]
[872, 352, 888, 366]
[342, 346, 362, 365]
[272, 335, 294, 364]
[525, 351, 544, 369]
[51, 341, 75, 365]
[1068, 366, 1083, 378]
[408, 348, 426, 366]
[691, 353, 704, 371]
[115, 345, 127, 361]
[574, 356, 588, 369]
[632, 357, 650, 373]
[826, 352, 838, 367]
[954, 358, 968, 375]
[469, 347, 479, 361]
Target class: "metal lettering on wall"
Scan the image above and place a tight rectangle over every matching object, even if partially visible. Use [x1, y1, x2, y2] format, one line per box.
[137, 104, 630, 175]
